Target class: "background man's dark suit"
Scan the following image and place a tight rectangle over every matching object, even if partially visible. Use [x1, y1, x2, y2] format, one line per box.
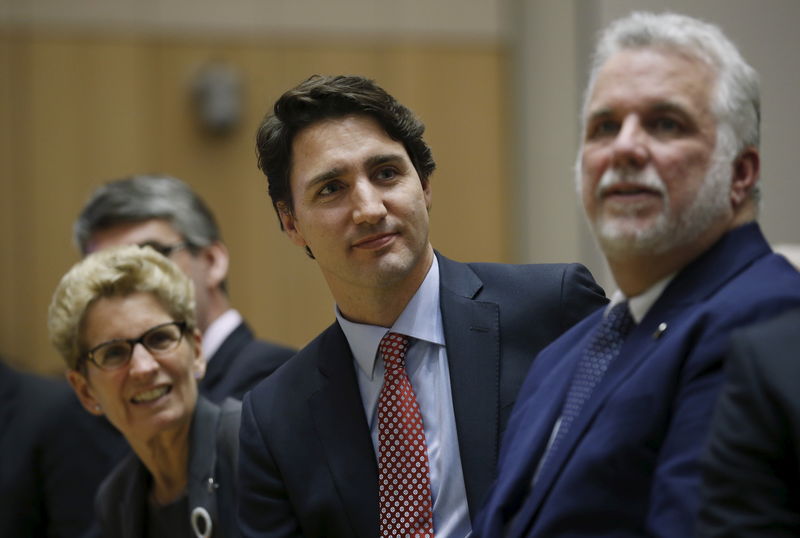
[200, 322, 294, 403]
[475, 223, 800, 537]
[0, 360, 127, 537]
[698, 307, 800, 537]
[238, 253, 607, 537]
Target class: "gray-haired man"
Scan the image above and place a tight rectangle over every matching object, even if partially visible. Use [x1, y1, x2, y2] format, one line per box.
[75, 175, 294, 401]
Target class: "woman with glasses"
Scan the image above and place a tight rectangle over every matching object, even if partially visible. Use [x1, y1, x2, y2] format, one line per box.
[48, 245, 241, 537]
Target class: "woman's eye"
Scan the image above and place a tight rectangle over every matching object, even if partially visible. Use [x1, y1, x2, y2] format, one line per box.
[99, 344, 130, 365]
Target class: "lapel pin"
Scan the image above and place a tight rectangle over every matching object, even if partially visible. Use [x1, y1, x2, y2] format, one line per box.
[652, 322, 668, 340]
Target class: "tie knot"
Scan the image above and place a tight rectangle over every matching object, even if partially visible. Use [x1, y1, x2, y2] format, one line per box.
[605, 301, 635, 338]
[379, 332, 409, 369]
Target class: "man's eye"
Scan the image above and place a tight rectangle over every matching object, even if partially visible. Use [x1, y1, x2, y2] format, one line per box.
[318, 182, 343, 196]
[139, 241, 170, 256]
[589, 120, 619, 138]
[375, 167, 397, 181]
[651, 117, 683, 135]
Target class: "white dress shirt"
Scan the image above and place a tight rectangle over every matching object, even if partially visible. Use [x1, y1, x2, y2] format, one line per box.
[336, 258, 472, 537]
[201, 308, 242, 362]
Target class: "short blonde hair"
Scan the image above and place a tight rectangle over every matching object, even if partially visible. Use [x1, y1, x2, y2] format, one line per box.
[48, 245, 196, 370]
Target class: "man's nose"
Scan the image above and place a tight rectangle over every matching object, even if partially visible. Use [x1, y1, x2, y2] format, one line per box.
[351, 179, 388, 225]
[610, 115, 649, 170]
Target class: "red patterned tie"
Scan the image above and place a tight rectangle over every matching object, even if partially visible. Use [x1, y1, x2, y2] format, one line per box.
[377, 332, 435, 537]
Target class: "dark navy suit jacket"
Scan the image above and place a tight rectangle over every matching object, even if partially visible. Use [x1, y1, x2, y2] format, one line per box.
[475, 223, 800, 537]
[0, 361, 127, 537]
[200, 321, 294, 403]
[698, 307, 800, 537]
[238, 252, 607, 537]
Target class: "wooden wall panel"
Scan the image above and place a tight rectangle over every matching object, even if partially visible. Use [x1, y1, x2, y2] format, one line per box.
[0, 32, 24, 368]
[1, 31, 508, 373]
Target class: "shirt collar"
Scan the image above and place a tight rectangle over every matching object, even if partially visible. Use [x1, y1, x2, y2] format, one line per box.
[336, 257, 444, 379]
[608, 273, 675, 324]
[202, 308, 242, 360]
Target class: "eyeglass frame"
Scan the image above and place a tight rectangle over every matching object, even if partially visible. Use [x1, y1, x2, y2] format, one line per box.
[137, 240, 193, 258]
[81, 321, 189, 371]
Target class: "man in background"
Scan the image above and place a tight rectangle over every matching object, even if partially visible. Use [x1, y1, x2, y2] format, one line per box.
[75, 174, 294, 401]
[699, 308, 800, 536]
[0, 358, 126, 537]
[238, 74, 607, 537]
[476, 11, 800, 537]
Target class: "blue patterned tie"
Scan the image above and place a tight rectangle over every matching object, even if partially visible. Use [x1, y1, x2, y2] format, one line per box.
[536, 301, 634, 480]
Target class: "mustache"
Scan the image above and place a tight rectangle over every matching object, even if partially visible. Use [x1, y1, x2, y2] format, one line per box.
[596, 167, 667, 198]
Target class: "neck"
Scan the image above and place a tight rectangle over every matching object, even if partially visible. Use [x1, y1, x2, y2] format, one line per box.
[333, 247, 434, 327]
[130, 419, 192, 506]
[200, 291, 230, 332]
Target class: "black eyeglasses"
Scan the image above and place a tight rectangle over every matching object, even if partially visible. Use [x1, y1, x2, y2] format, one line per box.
[137, 241, 190, 258]
[84, 321, 188, 371]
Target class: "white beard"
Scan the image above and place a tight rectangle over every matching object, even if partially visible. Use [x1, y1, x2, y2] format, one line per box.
[585, 142, 734, 258]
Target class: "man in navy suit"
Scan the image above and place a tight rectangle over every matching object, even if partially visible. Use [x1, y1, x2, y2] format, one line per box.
[698, 308, 800, 536]
[75, 175, 294, 402]
[0, 359, 127, 537]
[475, 12, 800, 537]
[238, 74, 607, 537]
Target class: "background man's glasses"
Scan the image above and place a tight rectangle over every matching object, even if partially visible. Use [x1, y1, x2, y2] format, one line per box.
[138, 241, 190, 258]
[84, 321, 188, 371]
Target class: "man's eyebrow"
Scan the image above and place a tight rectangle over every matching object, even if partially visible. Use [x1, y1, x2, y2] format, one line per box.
[649, 101, 691, 116]
[306, 167, 345, 191]
[585, 107, 614, 123]
[365, 153, 406, 168]
[588, 101, 689, 119]
[305, 153, 407, 191]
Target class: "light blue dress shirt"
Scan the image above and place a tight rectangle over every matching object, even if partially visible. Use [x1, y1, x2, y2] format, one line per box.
[336, 257, 472, 537]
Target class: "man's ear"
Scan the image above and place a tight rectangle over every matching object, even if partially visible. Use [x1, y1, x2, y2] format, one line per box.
[277, 201, 307, 248]
[200, 241, 229, 290]
[422, 177, 433, 212]
[66, 369, 103, 416]
[190, 328, 206, 380]
[730, 147, 760, 207]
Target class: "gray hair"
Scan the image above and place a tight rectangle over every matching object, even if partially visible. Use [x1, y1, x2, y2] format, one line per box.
[584, 12, 760, 155]
[74, 175, 221, 254]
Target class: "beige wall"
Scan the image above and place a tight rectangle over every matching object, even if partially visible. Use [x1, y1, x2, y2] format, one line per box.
[4, 0, 800, 372]
[2, 0, 505, 39]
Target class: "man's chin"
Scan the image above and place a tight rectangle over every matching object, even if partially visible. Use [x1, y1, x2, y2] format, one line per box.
[595, 220, 671, 257]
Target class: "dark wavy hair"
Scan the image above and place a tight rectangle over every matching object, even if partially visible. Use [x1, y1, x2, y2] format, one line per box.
[255, 74, 436, 228]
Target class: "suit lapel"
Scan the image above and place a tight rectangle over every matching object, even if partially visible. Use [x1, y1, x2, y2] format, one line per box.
[187, 397, 220, 525]
[117, 454, 149, 538]
[200, 322, 249, 393]
[520, 223, 774, 523]
[307, 324, 379, 538]
[437, 254, 501, 515]
[526, 310, 668, 514]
